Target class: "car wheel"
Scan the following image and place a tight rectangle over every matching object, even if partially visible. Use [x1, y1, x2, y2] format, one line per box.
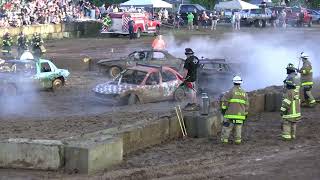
[174, 86, 187, 102]
[52, 78, 63, 90]
[109, 66, 121, 78]
[2, 84, 17, 96]
[135, 28, 141, 39]
[128, 94, 140, 105]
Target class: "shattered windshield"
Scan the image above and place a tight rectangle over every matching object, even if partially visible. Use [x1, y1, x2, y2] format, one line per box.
[116, 69, 147, 85]
[0, 61, 37, 74]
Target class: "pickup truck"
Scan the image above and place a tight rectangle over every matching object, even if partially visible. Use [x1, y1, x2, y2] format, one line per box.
[0, 59, 70, 96]
[241, 8, 272, 27]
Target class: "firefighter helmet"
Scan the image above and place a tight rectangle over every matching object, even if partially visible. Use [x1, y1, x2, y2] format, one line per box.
[233, 76, 243, 84]
[300, 52, 309, 59]
[286, 63, 296, 71]
[185, 48, 194, 55]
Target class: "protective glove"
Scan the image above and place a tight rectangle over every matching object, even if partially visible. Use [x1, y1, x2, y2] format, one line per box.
[280, 111, 284, 116]
[221, 109, 226, 115]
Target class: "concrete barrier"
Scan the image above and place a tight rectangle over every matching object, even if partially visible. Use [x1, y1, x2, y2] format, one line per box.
[0, 139, 63, 170]
[249, 93, 265, 115]
[64, 136, 123, 174]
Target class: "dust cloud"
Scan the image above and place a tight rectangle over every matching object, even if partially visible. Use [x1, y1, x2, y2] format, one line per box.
[165, 31, 320, 91]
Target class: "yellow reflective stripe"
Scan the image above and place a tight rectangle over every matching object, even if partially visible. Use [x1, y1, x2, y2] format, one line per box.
[224, 115, 246, 120]
[302, 70, 307, 74]
[221, 105, 227, 109]
[282, 134, 291, 139]
[280, 107, 286, 111]
[283, 113, 301, 119]
[229, 99, 246, 104]
[283, 99, 291, 104]
[292, 99, 296, 115]
[301, 82, 313, 86]
[310, 100, 316, 104]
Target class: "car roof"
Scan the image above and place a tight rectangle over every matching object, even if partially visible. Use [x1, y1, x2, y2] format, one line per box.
[5, 59, 51, 64]
[200, 58, 229, 64]
[128, 65, 174, 73]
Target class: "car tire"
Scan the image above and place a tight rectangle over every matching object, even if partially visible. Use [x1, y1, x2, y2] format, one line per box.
[109, 66, 121, 78]
[135, 28, 141, 39]
[174, 86, 187, 102]
[128, 94, 140, 105]
[52, 78, 63, 91]
[2, 83, 17, 96]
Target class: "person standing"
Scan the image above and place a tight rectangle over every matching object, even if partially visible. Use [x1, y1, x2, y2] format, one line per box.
[210, 11, 218, 31]
[187, 12, 194, 30]
[31, 32, 46, 59]
[299, 52, 316, 107]
[280, 75, 301, 140]
[2, 32, 12, 57]
[235, 12, 241, 30]
[231, 12, 236, 30]
[193, 9, 199, 30]
[17, 32, 29, 57]
[152, 35, 166, 50]
[220, 76, 249, 144]
[201, 11, 209, 29]
[128, 17, 135, 40]
[183, 48, 199, 110]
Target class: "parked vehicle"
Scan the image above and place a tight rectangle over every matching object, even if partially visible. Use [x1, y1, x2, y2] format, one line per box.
[285, 7, 312, 27]
[97, 50, 184, 78]
[197, 58, 234, 95]
[178, 4, 212, 23]
[0, 59, 70, 96]
[241, 8, 272, 27]
[93, 65, 183, 105]
[101, 12, 161, 38]
[307, 9, 320, 23]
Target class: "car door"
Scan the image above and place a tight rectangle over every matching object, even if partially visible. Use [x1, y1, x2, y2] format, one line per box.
[142, 71, 162, 103]
[36, 61, 56, 88]
[160, 69, 179, 100]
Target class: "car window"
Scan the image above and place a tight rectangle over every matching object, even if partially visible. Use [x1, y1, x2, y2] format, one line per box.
[203, 63, 229, 72]
[146, 72, 160, 85]
[120, 69, 147, 85]
[152, 52, 166, 60]
[195, 4, 206, 11]
[180, 5, 188, 13]
[1, 62, 36, 74]
[41, 62, 52, 72]
[187, 5, 196, 12]
[162, 70, 177, 82]
[129, 51, 148, 62]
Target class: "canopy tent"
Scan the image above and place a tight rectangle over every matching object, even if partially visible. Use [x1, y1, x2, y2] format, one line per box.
[120, 0, 173, 8]
[215, 0, 259, 10]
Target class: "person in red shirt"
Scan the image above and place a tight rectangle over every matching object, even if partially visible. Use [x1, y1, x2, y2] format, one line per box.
[152, 35, 166, 50]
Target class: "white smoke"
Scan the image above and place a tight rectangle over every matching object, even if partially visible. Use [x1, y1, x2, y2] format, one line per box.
[164, 31, 320, 91]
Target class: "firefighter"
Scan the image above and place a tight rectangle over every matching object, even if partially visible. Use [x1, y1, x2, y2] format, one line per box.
[280, 77, 301, 140]
[31, 33, 46, 59]
[152, 35, 166, 50]
[17, 32, 29, 57]
[284, 63, 300, 94]
[2, 32, 12, 57]
[298, 52, 315, 107]
[220, 76, 249, 145]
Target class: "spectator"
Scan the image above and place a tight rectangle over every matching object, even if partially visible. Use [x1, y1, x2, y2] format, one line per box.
[201, 11, 209, 29]
[193, 9, 199, 30]
[235, 12, 241, 30]
[187, 12, 194, 30]
[210, 11, 218, 31]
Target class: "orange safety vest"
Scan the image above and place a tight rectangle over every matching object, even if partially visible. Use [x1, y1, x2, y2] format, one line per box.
[152, 39, 166, 50]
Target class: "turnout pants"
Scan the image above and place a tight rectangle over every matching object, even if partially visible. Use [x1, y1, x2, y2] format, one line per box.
[303, 85, 315, 105]
[282, 120, 297, 140]
[221, 119, 242, 144]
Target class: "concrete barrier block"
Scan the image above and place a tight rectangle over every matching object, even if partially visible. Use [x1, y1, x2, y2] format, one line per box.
[249, 93, 265, 115]
[64, 136, 123, 174]
[184, 111, 199, 138]
[0, 139, 63, 170]
[169, 116, 182, 139]
[197, 112, 222, 138]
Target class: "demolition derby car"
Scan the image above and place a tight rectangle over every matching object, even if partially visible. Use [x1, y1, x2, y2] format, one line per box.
[0, 59, 70, 95]
[93, 64, 184, 105]
[97, 50, 184, 78]
[197, 58, 235, 95]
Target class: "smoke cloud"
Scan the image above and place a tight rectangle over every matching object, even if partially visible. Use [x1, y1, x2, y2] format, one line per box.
[164, 31, 320, 91]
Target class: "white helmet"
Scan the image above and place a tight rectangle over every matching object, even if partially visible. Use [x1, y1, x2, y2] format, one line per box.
[233, 76, 243, 84]
[300, 52, 309, 59]
[20, 51, 34, 60]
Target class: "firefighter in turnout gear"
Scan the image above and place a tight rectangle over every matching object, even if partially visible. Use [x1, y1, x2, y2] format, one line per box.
[284, 63, 300, 94]
[2, 32, 13, 57]
[220, 76, 249, 144]
[298, 52, 315, 107]
[31, 33, 46, 59]
[17, 32, 29, 57]
[280, 77, 301, 140]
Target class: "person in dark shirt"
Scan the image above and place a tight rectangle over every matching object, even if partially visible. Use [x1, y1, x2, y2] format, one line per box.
[183, 48, 199, 110]
[128, 17, 135, 40]
[193, 9, 199, 30]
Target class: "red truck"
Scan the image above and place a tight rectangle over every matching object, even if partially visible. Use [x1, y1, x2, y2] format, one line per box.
[101, 12, 161, 38]
[285, 7, 312, 27]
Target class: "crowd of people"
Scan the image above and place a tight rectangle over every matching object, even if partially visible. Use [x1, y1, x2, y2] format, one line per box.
[0, 0, 106, 28]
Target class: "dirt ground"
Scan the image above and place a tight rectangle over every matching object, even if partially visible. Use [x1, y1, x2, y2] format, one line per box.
[1, 27, 320, 179]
